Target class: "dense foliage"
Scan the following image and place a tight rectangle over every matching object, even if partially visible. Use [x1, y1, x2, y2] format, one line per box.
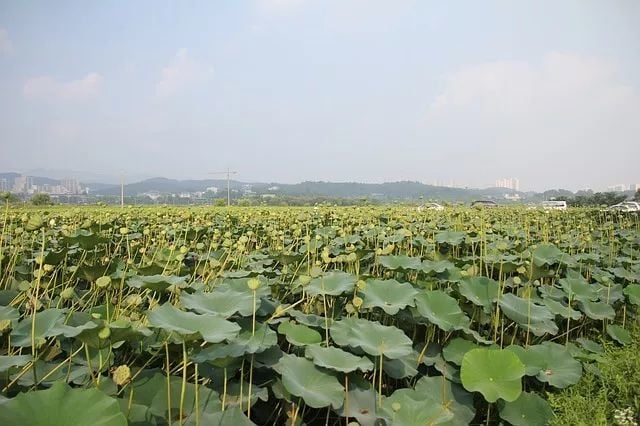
[0, 205, 638, 425]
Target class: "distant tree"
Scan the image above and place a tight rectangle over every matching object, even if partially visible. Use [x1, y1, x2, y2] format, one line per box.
[635, 189, 640, 202]
[31, 193, 52, 206]
[0, 192, 21, 205]
[213, 198, 227, 207]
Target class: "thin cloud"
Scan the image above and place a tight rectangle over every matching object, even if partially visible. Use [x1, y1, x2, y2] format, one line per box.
[23, 72, 103, 102]
[156, 48, 211, 98]
[0, 28, 12, 54]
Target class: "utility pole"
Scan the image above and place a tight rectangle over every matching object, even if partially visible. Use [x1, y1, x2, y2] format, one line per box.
[209, 168, 237, 206]
[120, 172, 124, 208]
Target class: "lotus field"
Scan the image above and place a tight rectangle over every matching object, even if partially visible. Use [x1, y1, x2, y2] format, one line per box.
[0, 206, 639, 425]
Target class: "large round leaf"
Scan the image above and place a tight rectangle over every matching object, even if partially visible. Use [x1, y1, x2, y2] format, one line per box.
[305, 344, 374, 373]
[330, 317, 413, 359]
[278, 321, 322, 346]
[532, 244, 564, 267]
[359, 278, 417, 314]
[181, 289, 255, 318]
[306, 271, 356, 296]
[499, 391, 553, 426]
[127, 274, 188, 292]
[460, 348, 525, 403]
[607, 324, 631, 345]
[458, 276, 498, 313]
[528, 342, 582, 388]
[0, 381, 126, 426]
[498, 293, 558, 336]
[147, 303, 240, 343]
[273, 354, 344, 409]
[414, 290, 470, 332]
[378, 255, 422, 271]
[623, 284, 640, 305]
[579, 300, 615, 320]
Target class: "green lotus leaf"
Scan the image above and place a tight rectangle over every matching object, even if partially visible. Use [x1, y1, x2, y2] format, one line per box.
[610, 267, 638, 282]
[607, 324, 631, 345]
[184, 406, 252, 426]
[443, 338, 481, 366]
[460, 348, 525, 403]
[504, 345, 546, 376]
[542, 298, 582, 320]
[359, 278, 417, 314]
[218, 381, 268, 411]
[10, 308, 66, 347]
[422, 259, 456, 274]
[278, 320, 322, 346]
[127, 274, 188, 292]
[532, 244, 564, 267]
[528, 342, 582, 388]
[306, 271, 356, 296]
[382, 392, 454, 425]
[0, 381, 126, 426]
[414, 290, 471, 332]
[623, 284, 640, 305]
[0, 355, 32, 373]
[181, 289, 255, 318]
[458, 276, 498, 313]
[378, 255, 422, 271]
[330, 317, 413, 358]
[128, 372, 221, 422]
[383, 350, 420, 379]
[305, 344, 373, 373]
[499, 293, 558, 336]
[575, 337, 604, 354]
[273, 354, 344, 409]
[64, 229, 108, 249]
[337, 388, 387, 426]
[435, 230, 466, 245]
[412, 376, 476, 426]
[0, 305, 19, 319]
[559, 273, 597, 302]
[499, 391, 553, 426]
[147, 303, 240, 343]
[579, 300, 615, 320]
[287, 309, 332, 329]
[191, 322, 278, 362]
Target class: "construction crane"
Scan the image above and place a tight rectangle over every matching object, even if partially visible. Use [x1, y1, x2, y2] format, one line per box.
[209, 168, 237, 206]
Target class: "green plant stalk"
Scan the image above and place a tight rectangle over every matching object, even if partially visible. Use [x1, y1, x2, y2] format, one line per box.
[165, 342, 173, 424]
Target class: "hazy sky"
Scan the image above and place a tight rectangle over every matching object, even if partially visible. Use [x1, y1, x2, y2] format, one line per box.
[1, 1, 639, 191]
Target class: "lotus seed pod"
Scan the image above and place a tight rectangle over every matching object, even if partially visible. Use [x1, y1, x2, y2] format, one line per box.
[112, 365, 131, 386]
[119, 227, 129, 235]
[96, 276, 112, 289]
[98, 327, 111, 340]
[247, 277, 260, 290]
[352, 296, 363, 308]
[298, 275, 311, 286]
[513, 276, 522, 285]
[0, 319, 12, 333]
[60, 287, 75, 300]
[43, 264, 54, 273]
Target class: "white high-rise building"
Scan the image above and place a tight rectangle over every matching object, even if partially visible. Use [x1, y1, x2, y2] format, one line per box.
[495, 178, 520, 191]
[12, 175, 33, 193]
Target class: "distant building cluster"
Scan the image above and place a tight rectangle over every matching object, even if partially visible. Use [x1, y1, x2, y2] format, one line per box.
[495, 177, 520, 191]
[429, 180, 467, 189]
[3, 175, 87, 195]
[608, 183, 639, 192]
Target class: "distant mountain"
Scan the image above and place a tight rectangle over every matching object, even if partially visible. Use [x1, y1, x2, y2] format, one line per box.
[1, 171, 569, 202]
[89, 177, 523, 202]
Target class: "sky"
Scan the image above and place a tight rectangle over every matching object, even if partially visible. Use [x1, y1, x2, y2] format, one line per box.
[1, 1, 639, 191]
